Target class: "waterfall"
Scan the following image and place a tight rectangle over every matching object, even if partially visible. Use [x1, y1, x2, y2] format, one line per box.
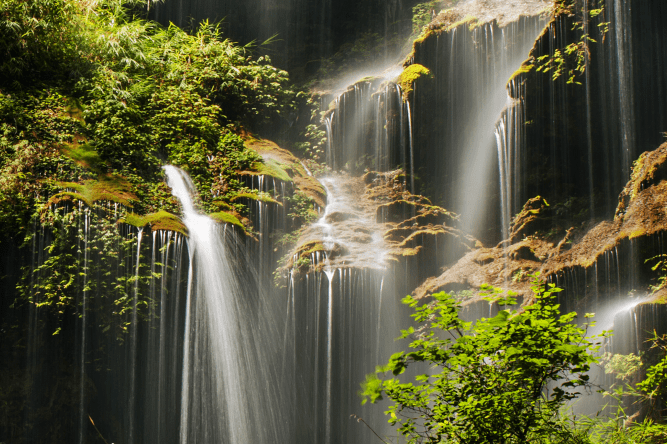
[164, 165, 287, 443]
[409, 16, 548, 242]
[495, 80, 525, 244]
[8, 1, 667, 442]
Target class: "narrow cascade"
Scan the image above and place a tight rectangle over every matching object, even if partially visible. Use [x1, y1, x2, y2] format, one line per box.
[16, 198, 190, 443]
[285, 171, 426, 442]
[495, 80, 526, 244]
[241, 174, 290, 286]
[164, 166, 288, 443]
[324, 268, 335, 443]
[286, 265, 415, 443]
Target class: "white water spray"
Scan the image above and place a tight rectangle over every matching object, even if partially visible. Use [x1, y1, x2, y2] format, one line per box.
[164, 165, 283, 443]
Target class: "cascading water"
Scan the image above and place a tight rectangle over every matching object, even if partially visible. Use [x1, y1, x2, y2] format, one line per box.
[410, 14, 549, 242]
[325, 76, 411, 177]
[8, 1, 667, 443]
[164, 165, 288, 443]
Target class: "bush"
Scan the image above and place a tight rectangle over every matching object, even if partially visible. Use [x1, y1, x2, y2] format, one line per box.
[361, 275, 605, 443]
[0, 0, 78, 87]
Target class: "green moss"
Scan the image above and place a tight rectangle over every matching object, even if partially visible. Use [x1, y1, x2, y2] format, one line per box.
[251, 158, 293, 183]
[298, 241, 325, 257]
[508, 63, 535, 84]
[400, 247, 422, 257]
[64, 96, 85, 122]
[398, 64, 432, 100]
[641, 294, 667, 305]
[231, 192, 281, 205]
[59, 141, 105, 172]
[45, 191, 92, 208]
[397, 228, 446, 248]
[356, 75, 380, 84]
[58, 175, 137, 207]
[209, 211, 245, 231]
[122, 210, 187, 234]
[628, 228, 646, 239]
[629, 153, 647, 200]
[446, 15, 478, 31]
[413, 28, 435, 46]
[212, 200, 234, 211]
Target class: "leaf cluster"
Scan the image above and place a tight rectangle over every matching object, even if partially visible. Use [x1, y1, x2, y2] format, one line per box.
[533, 0, 609, 85]
[0, 0, 301, 229]
[17, 204, 163, 342]
[0, 0, 81, 88]
[362, 274, 605, 443]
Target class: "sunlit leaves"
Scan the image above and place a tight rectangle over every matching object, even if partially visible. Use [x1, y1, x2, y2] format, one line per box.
[361, 274, 606, 443]
[18, 204, 157, 340]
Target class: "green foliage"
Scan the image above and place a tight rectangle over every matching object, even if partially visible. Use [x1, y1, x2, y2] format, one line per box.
[534, 0, 609, 85]
[608, 332, 667, 412]
[603, 351, 642, 382]
[646, 254, 667, 294]
[0, 0, 79, 87]
[285, 191, 318, 226]
[577, 411, 667, 444]
[361, 274, 605, 443]
[578, 332, 667, 443]
[18, 204, 157, 340]
[0, 0, 299, 228]
[411, 1, 443, 35]
[0, 91, 89, 236]
[296, 122, 327, 162]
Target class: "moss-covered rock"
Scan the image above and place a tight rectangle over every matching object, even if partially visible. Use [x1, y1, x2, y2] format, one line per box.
[415, 143, 667, 303]
[47, 175, 137, 208]
[616, 143, 667, 219]
[209, 211, 245, 232]
[398, 64, 432, 101]
[241, 136, 326, 208]
[121, 210, 187, 235]
[508, 196, 552, 243]
[231, 192, 281, 205]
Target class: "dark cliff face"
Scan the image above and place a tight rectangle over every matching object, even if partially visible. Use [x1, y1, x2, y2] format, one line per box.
[513, 0, 667, 224]
[401, 1, 667, 349]
[402, 0, 667, 244]
[150, 0, 418, 75]
[407, 15, 547, 244]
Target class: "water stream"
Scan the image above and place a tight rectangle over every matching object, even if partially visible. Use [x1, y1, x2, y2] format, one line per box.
[164, 165, 287, 443]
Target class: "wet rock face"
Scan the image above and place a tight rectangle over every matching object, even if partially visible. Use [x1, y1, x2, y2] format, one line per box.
[616, 143, 667, 219]
[427, 0, 552, 29]
[415, 142, 667, 310]
[150, 0, 420, 74]
[407, 12, 549, 244]
[510, 0, 667, 223]
[508, 196, 552, 244]
[283, 170, 476, 286]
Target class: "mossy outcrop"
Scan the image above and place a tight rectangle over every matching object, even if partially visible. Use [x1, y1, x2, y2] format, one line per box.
[121, 211, 187, 235]
[241, 136, 326, 209]
[46, 175, 137, 209]
[209, 211, 247, 232]
[281, 170, 476, 285]
[397, 64, 432, 100]
[414, 143, 667, 306]
[616, 143, 667, 219]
